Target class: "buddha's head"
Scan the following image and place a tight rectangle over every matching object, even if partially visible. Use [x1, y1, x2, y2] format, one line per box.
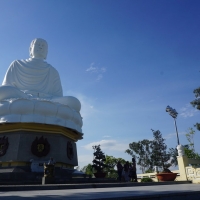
[29, 38, 48, 60]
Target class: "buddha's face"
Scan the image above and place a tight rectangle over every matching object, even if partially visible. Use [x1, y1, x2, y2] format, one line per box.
[30, 39, 48, 59]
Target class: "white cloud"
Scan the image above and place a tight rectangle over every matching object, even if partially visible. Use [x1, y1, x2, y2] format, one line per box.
[86, 63, 106, 81]
[101, 67, 106, 73]
[82, 139, 128, 152]
[97, 74, 103, 81]
[179, 104, 198, 118]
[103, 135, 111, 138]
[164, 133, 175, 139]
[78, 154, 93, 168]
[164, 131, 185, 140]
[86, 63, 97, 73]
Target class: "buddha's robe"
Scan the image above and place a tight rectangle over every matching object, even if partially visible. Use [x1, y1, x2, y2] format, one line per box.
[2, 58, 63, 98]
[0, 58, 81, 112]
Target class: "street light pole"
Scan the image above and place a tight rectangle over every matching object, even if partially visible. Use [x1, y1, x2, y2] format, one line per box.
[166, 105, 180, 146]
[174, 118, 180, 145]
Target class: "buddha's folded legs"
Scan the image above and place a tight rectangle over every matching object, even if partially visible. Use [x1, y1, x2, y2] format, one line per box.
[0, 86, 81, 113]
[0, 86, 28, 101]
[52, 96, 81, 112]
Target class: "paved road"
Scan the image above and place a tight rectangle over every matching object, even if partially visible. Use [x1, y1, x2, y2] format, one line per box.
[0, 184, 200, 199]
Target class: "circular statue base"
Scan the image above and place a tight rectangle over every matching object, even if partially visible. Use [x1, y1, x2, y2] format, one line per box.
[0, 123, 82, 172]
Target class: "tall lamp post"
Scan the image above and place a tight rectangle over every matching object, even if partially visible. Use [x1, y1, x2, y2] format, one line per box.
[166, 105, 180, 145]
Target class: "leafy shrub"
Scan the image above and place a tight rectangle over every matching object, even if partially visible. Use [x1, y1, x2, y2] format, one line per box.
[145, 169, 154, 173]
[141, 177, 153, 182]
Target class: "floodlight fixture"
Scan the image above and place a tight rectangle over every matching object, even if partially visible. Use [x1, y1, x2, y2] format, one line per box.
[166, 105, 180, 145]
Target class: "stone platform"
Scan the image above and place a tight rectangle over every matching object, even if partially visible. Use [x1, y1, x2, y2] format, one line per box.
[0, 182, 199, 200]
[0, 180, 191, 190]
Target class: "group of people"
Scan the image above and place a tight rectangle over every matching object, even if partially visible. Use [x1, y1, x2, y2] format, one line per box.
[117, 158, 137, 182]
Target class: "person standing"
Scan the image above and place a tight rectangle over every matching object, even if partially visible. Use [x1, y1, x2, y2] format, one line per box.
[129, 163, 134, 181]
[123, 161, 130, 182]
[117, 161, 123, 181]
[132, 158, 137, 182]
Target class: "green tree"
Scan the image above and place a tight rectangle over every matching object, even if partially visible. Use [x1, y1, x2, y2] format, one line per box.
[92, 145, 108, 173]
[125, 130, 178, 172]
[184, 127, 200, 159]
[104, 155, 126, 178]
[125, 139, 152, 173]
[190, 87, 200, 130]
[167, 135, 200, 166]
[81, 164, 93, 176]
[184, 145, 200, 159]
[150, 129, 171, 171]
[168, 147, 178, 167]
[145, 169, 154, 173]
[185, 127, 195, 152]
[81, 156, 127, 178]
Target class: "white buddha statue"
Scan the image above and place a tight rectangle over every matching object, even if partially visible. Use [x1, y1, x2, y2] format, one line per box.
[0, 38, 81, 112]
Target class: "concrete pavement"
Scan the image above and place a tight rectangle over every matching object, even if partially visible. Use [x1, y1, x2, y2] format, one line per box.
[0, 181, 190, 191]
[0, 183, 200, 199]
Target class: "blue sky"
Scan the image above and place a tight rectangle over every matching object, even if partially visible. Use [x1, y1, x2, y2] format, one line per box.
[0, 0, 200, 172]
